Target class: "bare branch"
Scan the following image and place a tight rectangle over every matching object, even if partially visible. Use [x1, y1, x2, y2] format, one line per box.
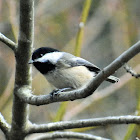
[27, 115, 140, 134]
[0, 32, 17, 51]
[16, 40, 140, 106]
[124, 64, 140, 78]
[0, 113, 10, 135]
[64, 64, 140, 120]
[32, 131, 110, 140]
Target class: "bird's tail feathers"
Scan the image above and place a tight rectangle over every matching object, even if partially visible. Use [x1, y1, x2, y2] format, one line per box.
[106, 75, 119, 83]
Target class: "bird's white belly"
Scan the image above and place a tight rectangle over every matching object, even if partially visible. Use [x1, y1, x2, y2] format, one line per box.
[45, 66, 95, 89]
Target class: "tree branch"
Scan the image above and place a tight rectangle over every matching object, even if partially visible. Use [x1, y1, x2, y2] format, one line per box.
[16, 40, 140, 105]
[32, 131, 110, 140]
[124, 64, 140, 78]
[9, 0, 34, 140]
[26, 115, 140, 134]
[0, 32, 17, 51]
[0, 113, 10, 136]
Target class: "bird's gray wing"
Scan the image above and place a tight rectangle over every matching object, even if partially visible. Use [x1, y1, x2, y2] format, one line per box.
[59, 53, 101, 72]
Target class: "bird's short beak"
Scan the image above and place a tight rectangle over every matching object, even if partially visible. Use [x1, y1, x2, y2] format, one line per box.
[28, 59, 34, 64]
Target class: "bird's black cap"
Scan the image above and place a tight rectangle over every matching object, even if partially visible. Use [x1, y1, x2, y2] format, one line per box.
[32, 47, 59, 61]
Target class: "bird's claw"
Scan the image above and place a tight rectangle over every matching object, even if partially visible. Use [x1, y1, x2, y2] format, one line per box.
[50, 87, 72, 100]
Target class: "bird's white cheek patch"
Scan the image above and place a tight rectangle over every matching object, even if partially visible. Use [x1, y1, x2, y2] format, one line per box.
[36, 52, 63, 64]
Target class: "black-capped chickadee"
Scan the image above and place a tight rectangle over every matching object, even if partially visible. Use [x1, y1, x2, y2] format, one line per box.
[29, 47, 119, 91]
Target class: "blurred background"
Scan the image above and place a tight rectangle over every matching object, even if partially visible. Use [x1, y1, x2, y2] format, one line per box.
[0, 0, 140, 139]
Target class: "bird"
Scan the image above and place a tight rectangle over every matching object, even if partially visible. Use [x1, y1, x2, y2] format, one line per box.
[29, 47, 119, 92]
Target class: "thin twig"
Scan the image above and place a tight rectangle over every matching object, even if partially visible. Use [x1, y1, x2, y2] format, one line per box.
[32, 131, 110, 140]
[0, 32, 17, 51]
[16, 40, 140, 106]
[26, 115, 140, 134]
[75, 0, 92, 56]
[124, 64, 140, 78]
[0, 113, 10, 135]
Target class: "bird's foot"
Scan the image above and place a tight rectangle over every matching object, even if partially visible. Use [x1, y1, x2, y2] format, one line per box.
[50, 87, 72, 100]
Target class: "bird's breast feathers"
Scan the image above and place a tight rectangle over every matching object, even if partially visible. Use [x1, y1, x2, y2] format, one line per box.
[45, 66, 95, 89]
